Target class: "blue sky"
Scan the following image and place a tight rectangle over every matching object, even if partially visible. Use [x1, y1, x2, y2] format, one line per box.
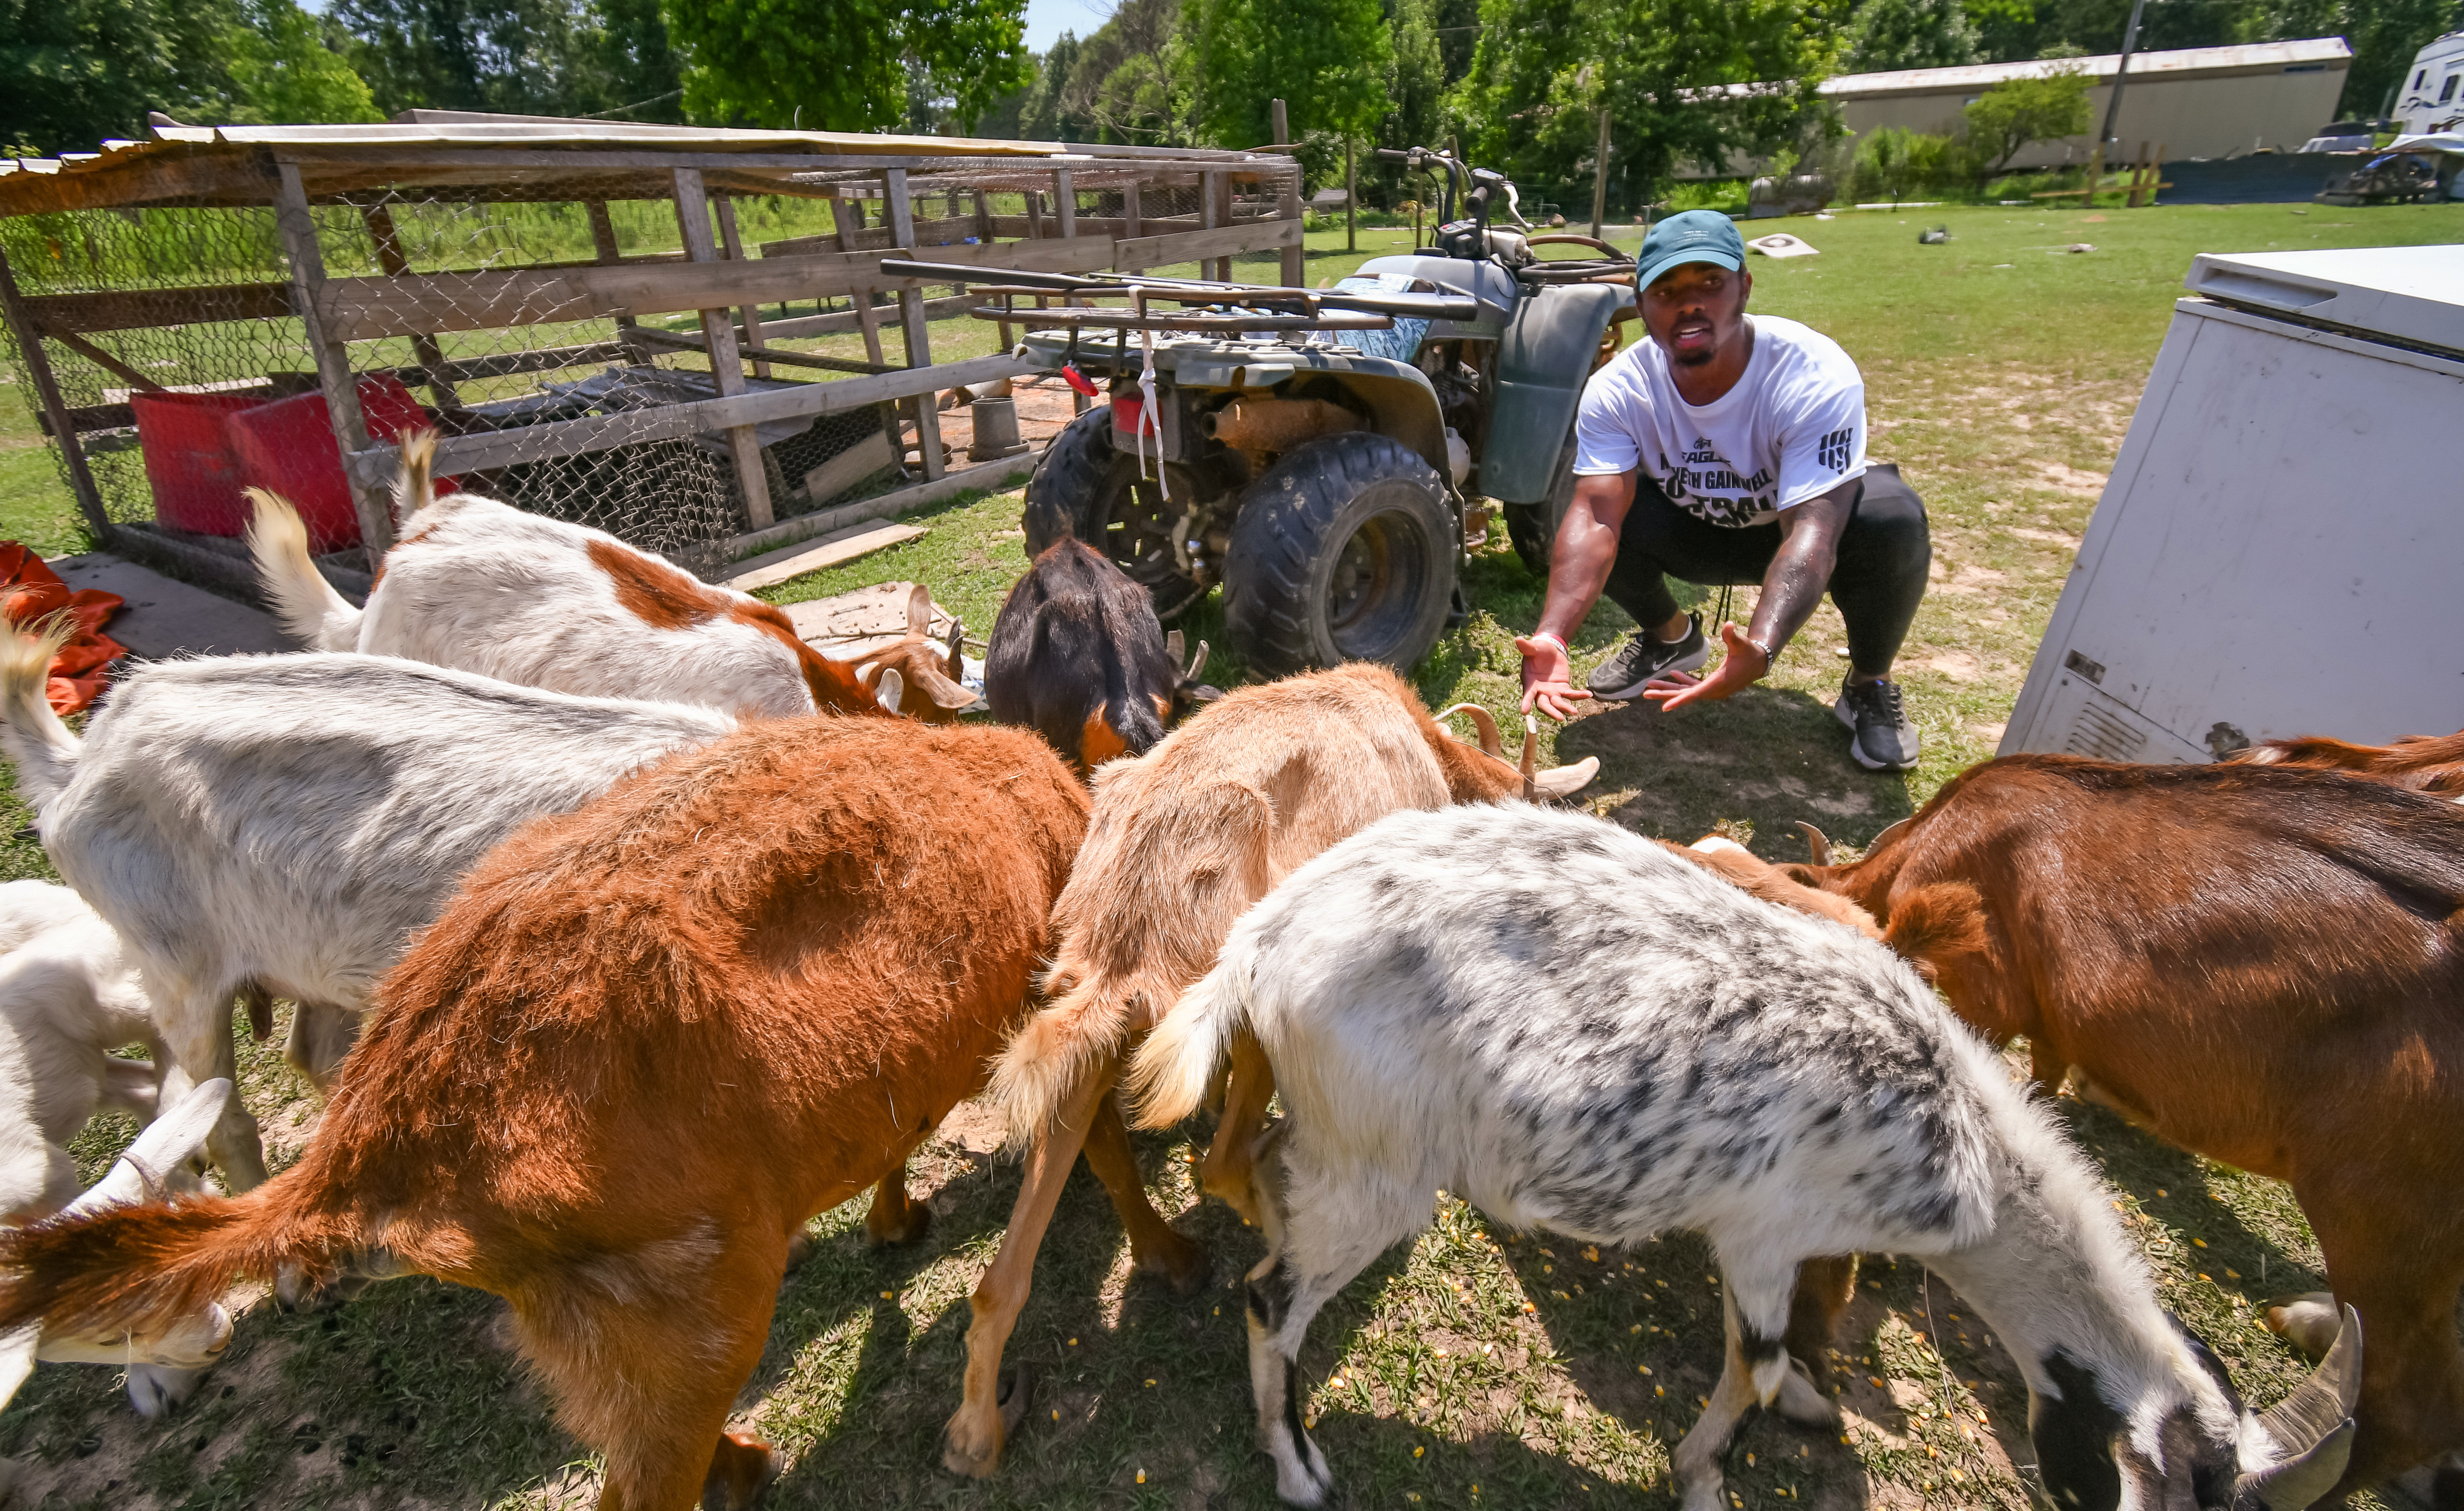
[1024, 0, 1112, 52]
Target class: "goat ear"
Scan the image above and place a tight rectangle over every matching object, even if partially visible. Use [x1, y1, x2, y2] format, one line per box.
[914, 661, 980, 710]
[1183, 682, 1224, 706]
[905, 583, 932, 639]
[874, 667, 905, 716]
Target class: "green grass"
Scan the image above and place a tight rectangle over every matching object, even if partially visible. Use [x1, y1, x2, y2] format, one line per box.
[0, 197, 2460, 1508]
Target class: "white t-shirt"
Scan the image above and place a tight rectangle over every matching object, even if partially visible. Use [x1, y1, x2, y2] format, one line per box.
[1571, 315, 1867, 528]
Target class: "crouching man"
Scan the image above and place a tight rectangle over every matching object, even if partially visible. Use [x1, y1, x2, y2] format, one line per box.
[1516, 210, 1931, 771]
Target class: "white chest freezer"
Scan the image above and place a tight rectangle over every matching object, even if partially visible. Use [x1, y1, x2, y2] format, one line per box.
[2001, 244, 2464, 764]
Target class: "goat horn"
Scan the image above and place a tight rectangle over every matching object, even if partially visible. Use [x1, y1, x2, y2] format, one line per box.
[946, 618, 966, 676]
[1165, 629, 1185, 666]
[1186, 639, 1209, 683]
[1868, 816, 1911, 853]
[1796, 821, 1832, 867]
[1438, 703, 1504, 759]
[1520, 714, 1539, 802]
[65, 1078, 231, 1216]
[2236, 1305, 2361, 1510]
[1530, 756, 1600, 800]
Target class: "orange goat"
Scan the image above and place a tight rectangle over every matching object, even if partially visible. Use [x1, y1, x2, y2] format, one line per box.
[0, 717, 1135, 1511]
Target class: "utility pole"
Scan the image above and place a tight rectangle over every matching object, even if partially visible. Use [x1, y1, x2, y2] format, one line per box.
[2085, 0, 2148, 209]
[1590, 109, 1612, 239]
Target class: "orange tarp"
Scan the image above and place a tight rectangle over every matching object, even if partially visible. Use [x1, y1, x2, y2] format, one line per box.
[0, 543, 127, 714]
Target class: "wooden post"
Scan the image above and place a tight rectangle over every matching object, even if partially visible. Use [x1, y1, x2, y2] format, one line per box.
[0, 245, 117, 546]
[883, 167, 946, 482]
[1121, 179, 1144, 273]
[1054, 167, 1088, 414]
[831, 195, 889, 369]
[975, 189, 1013, 349]
[1202, 169, 1228, 282]
[1270, 100, 1304, 286]
[360, 203, 463, 416]
[272, 161, 392, 555]
[713, 198, 772, 379]
[585, 201, 636, 333]
[671, 167, 773, 530]
[2081, 140, 2105, 210]
[1591, 109, 1612, 239]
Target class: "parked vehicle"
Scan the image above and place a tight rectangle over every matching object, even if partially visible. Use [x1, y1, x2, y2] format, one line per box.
[2393, 30, 2464, 138]
[891, 147, 1637, 676]
[2317, 151, 2441, 205]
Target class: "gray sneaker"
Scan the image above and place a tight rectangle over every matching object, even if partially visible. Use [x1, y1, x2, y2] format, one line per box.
[1835, 677, 1919, 771]
[1586, 615, 1711, 699]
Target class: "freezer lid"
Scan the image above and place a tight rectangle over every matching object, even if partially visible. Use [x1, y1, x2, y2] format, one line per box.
[2183, 244, 2464, 353]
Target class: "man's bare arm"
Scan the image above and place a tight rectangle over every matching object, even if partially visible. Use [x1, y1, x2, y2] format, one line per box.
[1518, 472, 1637, 719]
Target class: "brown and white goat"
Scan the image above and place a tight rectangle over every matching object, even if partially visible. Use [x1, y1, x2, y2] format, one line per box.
[942, 663, 1596, 1479]
[1772, 755, 2464, 1501]
[0, 716, 1137, 1511]
[249, 428, 966, 720]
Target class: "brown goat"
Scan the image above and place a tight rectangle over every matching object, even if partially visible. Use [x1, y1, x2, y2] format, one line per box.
[942, 663, 1596, 1480]
[1779, 754, 2464, 1501]
[0, 717, 1131, 1511]
[845, 582, 978, 723]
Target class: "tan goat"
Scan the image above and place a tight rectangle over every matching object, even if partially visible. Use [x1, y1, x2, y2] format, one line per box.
[942, 662, 1596, 1479]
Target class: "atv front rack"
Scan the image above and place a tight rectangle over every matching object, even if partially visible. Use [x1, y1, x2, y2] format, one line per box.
[878, 260, 1480, 334]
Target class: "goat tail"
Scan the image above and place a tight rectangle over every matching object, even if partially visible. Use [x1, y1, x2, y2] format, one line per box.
[245, 489, 363, 651]
[1881, 880, 1991, 983]
[985, 973, 1144, 1157]
[0, 1180, 358, 1345]
[0, 618, 82, 813]
[392, 426, 441, 522]
[1122, 958, 1253, 1131]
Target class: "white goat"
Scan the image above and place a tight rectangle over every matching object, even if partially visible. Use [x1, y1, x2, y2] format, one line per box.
[0, 1076, 235, 1472]
[0, 882, 160, 1225]
[1128, 803, 2362, 1511]
[0, 630, 737, 1191]
[247, 429, 970, 720]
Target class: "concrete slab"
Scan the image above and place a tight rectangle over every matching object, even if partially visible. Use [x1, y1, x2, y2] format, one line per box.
[51, 553, 294, 660]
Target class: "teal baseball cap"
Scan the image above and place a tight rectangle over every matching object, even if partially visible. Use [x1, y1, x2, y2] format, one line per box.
[1637, 210, 1746, 290]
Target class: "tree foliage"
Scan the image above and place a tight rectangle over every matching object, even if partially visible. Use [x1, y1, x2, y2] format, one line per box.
[227, 0, 383, 125]
[1186, 0, 1392, 148]
[330, 0, 682, 120]
[1962, 60, 2090, 172]
[1454, 0, 1840, 215]
[1844, 0, 1979, 73]
[661, 0, 1029, 131]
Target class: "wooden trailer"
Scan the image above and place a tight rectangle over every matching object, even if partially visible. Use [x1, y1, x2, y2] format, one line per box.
[0, 116, 1303, 590]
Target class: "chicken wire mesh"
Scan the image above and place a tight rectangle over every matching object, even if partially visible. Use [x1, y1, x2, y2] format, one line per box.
[0, 188, 911, 572]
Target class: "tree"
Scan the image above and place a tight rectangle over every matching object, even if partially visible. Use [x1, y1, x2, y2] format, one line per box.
[662, 0, 1032, 132]
[1962, 60, 2089, 173]
[1185, 0, 1392, 150]
[1059, 0, 1198, 144]
[1453, 0, 1840, 218]
[1843, 0, 1978, 73]
[225, 0, 383, 125]
[1018, 34, 1086, 138]
[1387, 0, 1445, 149]
[1, 0, 246, 154]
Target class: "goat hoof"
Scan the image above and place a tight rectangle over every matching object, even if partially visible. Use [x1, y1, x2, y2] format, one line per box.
[2261, 1292, 2342, 1362]
[996, 1363, 1038, 1437]
[865, 1204, 932, 1248]
[125, 1364, 206, 1418]
[1153, 1234, 1211, 1297]
[701, 1430, 780, 1511]
[939, 1399, 1007, 1480]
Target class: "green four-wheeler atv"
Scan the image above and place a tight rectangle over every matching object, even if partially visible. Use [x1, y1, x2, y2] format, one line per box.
[891, 149, 1638, 676]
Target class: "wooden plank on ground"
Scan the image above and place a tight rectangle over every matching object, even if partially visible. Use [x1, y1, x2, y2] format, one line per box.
[724, 519, 926, 592]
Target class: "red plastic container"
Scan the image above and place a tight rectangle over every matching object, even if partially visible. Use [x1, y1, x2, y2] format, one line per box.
[128, 391, 267, 538]
[223, 375, 433, 552]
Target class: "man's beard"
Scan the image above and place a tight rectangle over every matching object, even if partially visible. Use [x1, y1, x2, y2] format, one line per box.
[1671, 342, 1717, 367]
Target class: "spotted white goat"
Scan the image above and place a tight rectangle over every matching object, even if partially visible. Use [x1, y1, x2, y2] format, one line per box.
[1128, 804, 2361, 1511]
[247, 429, 967, 720]
[0, 631, 737, 1191]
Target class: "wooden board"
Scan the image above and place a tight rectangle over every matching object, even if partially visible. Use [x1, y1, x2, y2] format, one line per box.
[18, 282, 295, 337]
[782, 579, 961, 656]
[724, 520, 925, 592]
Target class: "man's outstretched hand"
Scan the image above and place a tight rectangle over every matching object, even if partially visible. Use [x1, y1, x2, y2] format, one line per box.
[1516, 634, 1593, 722]
[1642, 622, 1770, 712]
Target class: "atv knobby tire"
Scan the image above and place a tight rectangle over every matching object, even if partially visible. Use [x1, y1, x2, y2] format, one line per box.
[1022, 405, 1207, 619]
[1502, 429, 1579, 579]
[1225, 432, 1456, 675]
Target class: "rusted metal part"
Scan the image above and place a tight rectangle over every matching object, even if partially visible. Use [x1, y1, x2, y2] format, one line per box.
[1201, 397, 1361, 452]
